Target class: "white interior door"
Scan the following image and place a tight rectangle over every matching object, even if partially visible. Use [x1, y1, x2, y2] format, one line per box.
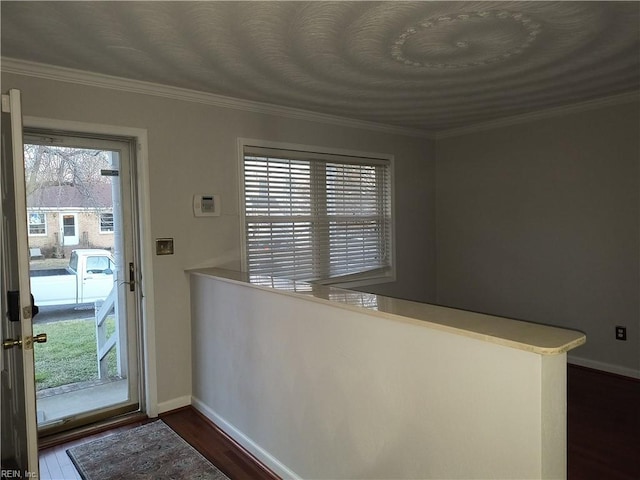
[1, 89, 40, 478]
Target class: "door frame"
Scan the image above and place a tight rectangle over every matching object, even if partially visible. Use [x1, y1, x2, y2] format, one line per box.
[26, 131, 141, 433]
[24, 116, 158, 419]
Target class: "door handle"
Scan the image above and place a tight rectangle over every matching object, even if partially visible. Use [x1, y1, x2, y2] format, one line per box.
[119, 263, 136, 291]
[2, 333, 47, 350]
[2, 337, 22, 349]
[128, 262, 135, 292]
[34, 333, 47, 343]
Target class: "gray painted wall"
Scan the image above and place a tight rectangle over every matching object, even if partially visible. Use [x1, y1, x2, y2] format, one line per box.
[3, 69, 638, 409]
[435, 101, 640, 375]
[2, 72, 436, 406]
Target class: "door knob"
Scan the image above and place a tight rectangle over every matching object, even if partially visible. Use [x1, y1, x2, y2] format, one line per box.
[2, 337, 21, 349]
[33, 333, 47, 343]
[2, 333, 47, 349]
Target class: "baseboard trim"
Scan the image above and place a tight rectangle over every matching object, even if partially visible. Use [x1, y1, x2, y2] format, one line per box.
[157, 395, 191, 414]
[191, 396, 301, 480]
[568, 355, 640, 379]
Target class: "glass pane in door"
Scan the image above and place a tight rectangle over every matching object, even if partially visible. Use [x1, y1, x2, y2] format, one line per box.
[23, 134, 140, 433]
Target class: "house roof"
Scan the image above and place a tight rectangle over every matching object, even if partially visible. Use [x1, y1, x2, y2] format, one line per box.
[27, 184, 113, 209]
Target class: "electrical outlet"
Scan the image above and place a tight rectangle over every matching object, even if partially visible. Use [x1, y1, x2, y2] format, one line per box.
[615, 326, 627, 341]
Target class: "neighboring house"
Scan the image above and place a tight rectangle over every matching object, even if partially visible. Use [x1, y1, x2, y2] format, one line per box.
[26, 183, 114, 258]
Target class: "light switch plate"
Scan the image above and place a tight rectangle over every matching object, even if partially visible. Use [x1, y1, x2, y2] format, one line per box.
[156, 238, 174, 255]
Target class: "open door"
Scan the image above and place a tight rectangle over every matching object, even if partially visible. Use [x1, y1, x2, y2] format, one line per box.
[1, 89, 43, 477]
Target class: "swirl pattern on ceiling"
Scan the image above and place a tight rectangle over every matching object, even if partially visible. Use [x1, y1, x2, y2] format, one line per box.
[391, 11, 542, 69]
[1, 1, 638, 133]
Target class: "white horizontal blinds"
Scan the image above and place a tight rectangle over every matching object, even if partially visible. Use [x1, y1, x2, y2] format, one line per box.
[243, 145, 391, 281]
[325, 162, 390, 277]
[244, 156, 314, 279]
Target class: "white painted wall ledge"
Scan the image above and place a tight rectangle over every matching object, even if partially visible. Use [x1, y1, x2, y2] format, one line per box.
[188, 267, 586, 356]
[189, 268, 587, 480]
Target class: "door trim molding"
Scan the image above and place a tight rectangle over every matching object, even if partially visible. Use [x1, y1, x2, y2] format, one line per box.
[23, 115, 158, 417]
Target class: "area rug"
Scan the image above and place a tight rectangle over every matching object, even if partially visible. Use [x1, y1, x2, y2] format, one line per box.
[67, 420, 229, 480]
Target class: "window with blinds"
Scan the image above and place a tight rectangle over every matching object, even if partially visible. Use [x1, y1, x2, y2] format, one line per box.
[242, 144, 393, 284]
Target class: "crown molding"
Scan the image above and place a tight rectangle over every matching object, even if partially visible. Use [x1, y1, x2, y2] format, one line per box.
[1, 57, 434, 140]
[435, 91, 640, 139]
[3, 57, 636, 142]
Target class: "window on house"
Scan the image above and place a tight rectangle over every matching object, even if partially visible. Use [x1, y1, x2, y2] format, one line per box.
[99, 213, 114, 233]
[241, 143, 393, 285]
[28, 212, 46, 236]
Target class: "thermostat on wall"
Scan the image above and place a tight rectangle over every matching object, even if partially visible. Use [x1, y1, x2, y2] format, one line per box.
[193, 194, 221, 217]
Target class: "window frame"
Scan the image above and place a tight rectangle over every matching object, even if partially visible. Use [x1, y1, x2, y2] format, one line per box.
[238, 138, 395, 287]
[27, 211, 47, 236]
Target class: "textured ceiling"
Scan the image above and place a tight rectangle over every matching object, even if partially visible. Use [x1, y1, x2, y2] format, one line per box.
[1, 1, 639, 134]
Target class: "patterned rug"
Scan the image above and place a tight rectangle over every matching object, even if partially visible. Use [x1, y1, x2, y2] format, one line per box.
[67, 420, 229, 480]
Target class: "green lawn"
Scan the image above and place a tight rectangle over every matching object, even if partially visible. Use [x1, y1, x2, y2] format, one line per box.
[34, 318, 117, 391]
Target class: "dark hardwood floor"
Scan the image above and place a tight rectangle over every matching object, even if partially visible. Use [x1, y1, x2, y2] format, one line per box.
[567, 365, 640, 480]
[39, 364, 639, 479]
[38, 408, 278, 480]
[160, 407, 279, 480]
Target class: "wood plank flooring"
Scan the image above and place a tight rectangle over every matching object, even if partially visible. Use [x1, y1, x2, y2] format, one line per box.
[567, 365, 640, 480]
[38, 364, 639, 479]
[161, 407, 279, 480]
[38, 409, 277, 480]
